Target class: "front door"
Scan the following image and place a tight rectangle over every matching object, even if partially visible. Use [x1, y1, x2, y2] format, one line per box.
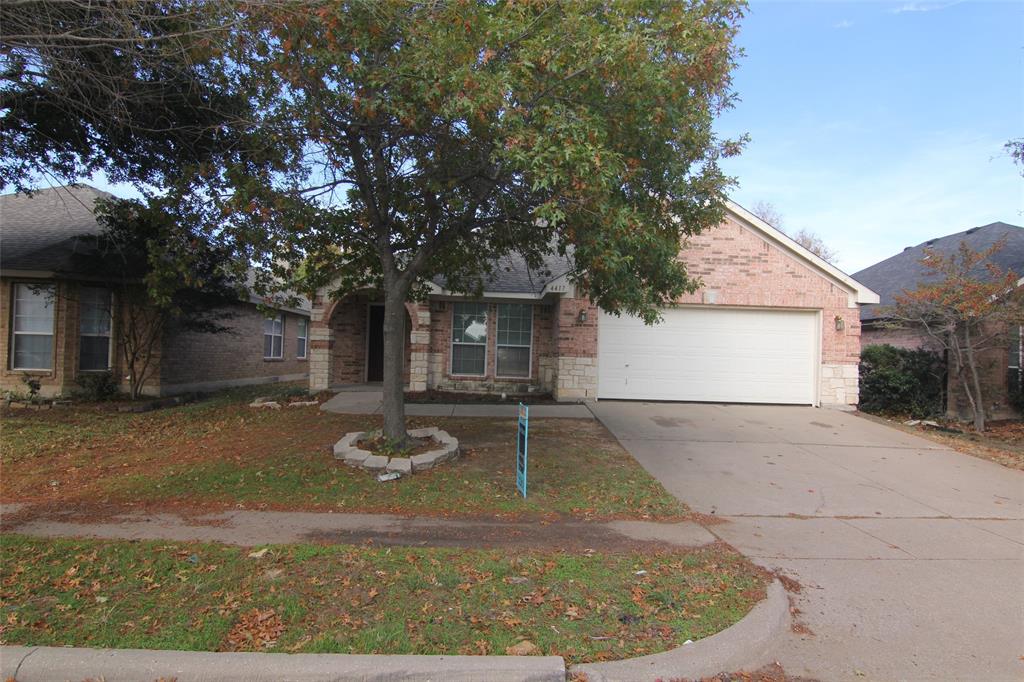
[366, 305, 385, 382]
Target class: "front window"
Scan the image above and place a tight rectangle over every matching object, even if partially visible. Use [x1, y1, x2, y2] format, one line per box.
[451, 303, 487, 375]
[263, 313, 284, 359]
[11, 283, 55, 370]
[79, 287, 112, 371]
[496, 303, 532, 377]
[1009, 324, 1022, 394]
[296, 318, 308, 359]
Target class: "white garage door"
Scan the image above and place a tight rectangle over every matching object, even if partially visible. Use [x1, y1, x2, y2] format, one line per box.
[598, 306, 818, 404]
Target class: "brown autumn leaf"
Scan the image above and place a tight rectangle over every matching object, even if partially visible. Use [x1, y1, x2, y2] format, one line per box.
[224, 608, 284, 651]
[505, 640, 539, 656]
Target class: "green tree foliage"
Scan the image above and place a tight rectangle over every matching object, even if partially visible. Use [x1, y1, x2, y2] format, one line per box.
[858, 344, 945, 419]
[71, 198, 245, 399]
[0, 0, 248, 190]
[180, 0, 746, 439]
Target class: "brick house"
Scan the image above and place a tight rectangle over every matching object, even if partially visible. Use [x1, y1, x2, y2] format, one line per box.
[1, 186, 311, 398]
[310, 202, 879, 408]
[854, 221, 1024, 420]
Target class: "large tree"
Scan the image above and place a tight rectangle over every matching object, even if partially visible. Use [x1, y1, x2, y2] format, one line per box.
[0, 0, 249, 190]
[184, 0, 746, 442]
[887, 240, 1023, 432]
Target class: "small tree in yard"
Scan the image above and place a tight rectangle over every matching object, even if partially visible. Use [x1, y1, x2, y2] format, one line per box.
[73, 199, 244, 399]
[887, 240, 1023, 432]
[179, 0, 747, 443]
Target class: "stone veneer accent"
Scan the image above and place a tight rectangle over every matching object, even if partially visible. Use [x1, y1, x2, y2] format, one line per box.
[554, 356, 598, 401]
[819, 363, 859, 410]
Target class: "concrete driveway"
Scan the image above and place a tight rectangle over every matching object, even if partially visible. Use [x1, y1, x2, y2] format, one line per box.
[590, 401, 1024, 681]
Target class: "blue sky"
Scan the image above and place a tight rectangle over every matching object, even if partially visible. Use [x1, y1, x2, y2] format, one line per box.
[717, 0, 1023, 272]
[85, 0, 1021, 274]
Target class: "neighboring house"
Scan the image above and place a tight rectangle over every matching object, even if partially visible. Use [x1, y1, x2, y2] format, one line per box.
[854, 222, 1024, 420]
[310, 202, 879, 408]
[0, 185, 311, 398]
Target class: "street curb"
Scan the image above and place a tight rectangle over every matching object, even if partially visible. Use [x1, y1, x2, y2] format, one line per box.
[0, 647, 566, 682]
[0, 583, 786, 682]
[570, 578, 790, 681]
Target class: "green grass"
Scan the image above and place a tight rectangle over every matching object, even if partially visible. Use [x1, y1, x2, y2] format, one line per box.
[2, 386, 686, 520]
[0, 535, 766, 663]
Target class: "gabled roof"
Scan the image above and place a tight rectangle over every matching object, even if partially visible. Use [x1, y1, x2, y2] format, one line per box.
[853, 221, 1024, 321]
[1, 185, 112, 272]
[726, 201, 880, 305]
[429, 202, 881, 303]
[0, 184, 311, 314]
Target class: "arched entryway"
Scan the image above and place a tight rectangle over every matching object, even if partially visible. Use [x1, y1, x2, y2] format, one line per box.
[309, 291, 428, 391]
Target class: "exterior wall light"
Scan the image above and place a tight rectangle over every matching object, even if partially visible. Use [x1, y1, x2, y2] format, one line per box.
[578, 309, 588, 324]
[835, 315, 845, 332]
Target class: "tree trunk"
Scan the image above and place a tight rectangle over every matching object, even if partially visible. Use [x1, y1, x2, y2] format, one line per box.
[963, 324, 986, 432]
[381, 282, 411, 443]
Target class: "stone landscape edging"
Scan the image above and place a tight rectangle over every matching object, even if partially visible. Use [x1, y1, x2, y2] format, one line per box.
[570, 578, 790, 681]
[0, 580, 787, 682]
[333, 426, 459, 473]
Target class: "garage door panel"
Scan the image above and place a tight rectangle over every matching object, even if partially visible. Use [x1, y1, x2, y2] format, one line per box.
[598, 307, 817, 404]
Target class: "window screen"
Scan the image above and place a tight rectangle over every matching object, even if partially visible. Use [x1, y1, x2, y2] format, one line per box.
[452, 303, 487, 375]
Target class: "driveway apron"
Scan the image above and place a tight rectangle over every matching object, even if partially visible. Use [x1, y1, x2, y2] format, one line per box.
[590, 401, 1024, 681]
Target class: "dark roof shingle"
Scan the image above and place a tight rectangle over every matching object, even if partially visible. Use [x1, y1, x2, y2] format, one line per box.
[853, 221, 1024, 321]
[433, 249, 573, 295]
[1, 185, 113, 272]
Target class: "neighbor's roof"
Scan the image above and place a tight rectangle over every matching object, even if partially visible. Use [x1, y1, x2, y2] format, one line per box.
[0, 185, 112, 272]
[431, 249, 574, 297]
[0, 185, 311, 314]
[854, 221, 1024, 321]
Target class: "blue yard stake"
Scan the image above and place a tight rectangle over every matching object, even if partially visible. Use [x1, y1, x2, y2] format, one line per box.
[516, 402, 529, 498]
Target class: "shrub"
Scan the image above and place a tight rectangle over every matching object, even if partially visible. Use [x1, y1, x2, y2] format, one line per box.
[76, 372, 120, 402]
[859, 344, 944, 418]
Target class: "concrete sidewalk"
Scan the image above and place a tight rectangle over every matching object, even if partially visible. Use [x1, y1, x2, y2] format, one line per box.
[591, 401, 1024, 681]
[4, 507, 715, 550]
[0, 646, 566, 682]
[320, 387, 593, 418]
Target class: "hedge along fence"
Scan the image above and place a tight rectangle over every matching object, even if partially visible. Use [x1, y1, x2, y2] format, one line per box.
[859, 344, 945, 419]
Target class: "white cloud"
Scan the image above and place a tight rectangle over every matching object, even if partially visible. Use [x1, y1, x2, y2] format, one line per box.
[889, 1, 965, 14]
[833, 19, 854, 29]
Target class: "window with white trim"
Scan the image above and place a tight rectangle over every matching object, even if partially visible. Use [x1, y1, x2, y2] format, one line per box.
[11, 283, 56, 370]
[496, 303, 532, 378]
[79, 287, 112, 371]
[296, 318, 308, 359]
[263, 313, 284, 359]
[451, 303, 487, 375]
[1009, 324, 1022, 394]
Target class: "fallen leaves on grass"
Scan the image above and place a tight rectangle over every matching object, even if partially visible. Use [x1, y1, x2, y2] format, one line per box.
[224, 608, 284, 651]
[505, 639, 539, 656]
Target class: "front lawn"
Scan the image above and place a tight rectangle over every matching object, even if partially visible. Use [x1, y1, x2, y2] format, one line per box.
[1, 385, 686, 520]
[0, 535, 766, 664]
